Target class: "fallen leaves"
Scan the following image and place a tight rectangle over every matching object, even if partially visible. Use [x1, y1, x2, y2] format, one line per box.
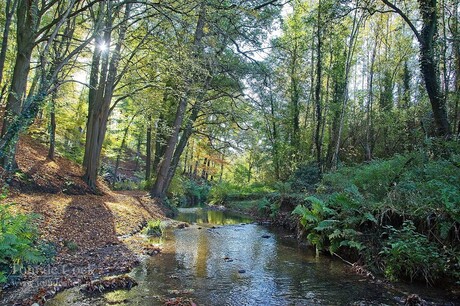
[0, 136, 169, 305]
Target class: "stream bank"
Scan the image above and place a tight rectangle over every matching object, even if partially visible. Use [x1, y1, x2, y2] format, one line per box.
[0, 191, 171, 305]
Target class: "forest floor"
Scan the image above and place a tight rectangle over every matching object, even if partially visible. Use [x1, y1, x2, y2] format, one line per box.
[0, 136, 173, 305]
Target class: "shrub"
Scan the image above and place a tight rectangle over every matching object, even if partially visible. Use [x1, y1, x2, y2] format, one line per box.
[292, 194, 372, 254]
[290, 163, 321, 192]
[381, 221, 446, 284]
[208, 181, 233, 205]
[0, 203, 45, 283]
[144, 220, 163, 237]
[296, 151, 460, 283]
[183, 179, 211, 207]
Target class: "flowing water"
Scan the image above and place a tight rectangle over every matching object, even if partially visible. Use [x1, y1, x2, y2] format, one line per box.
[47, 208, 458, 305]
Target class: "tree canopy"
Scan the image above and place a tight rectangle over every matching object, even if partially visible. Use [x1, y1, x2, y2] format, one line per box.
[0, 0, 458, 193]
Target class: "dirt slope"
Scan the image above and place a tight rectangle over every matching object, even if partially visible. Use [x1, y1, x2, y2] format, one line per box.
[0, 136, 169, 305]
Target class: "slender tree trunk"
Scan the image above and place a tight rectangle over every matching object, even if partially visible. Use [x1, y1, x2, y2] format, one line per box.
[193, 156, 199, 178]
[289, 40, 300, 163]
[314, 0, 323, 170]
[201, 157, 207, 179]
[365, 38, 377, 161]
[150, 96, 188, 197]
[152, 115, 166, 174]
[382, 0, 450, 136]
[48, 91, 57, 160]
[331, 1, 362, 170]
[219, 153, 224, 182]
[134, 133, 141, 172]
[419, 0, 450, 136]
[455, 0, 460, 138]
[146, 115, 152, 180]
[320, 46, 332, 170]
[182, 143, 189, 175]
[269, 81, 280, 180]
[188, 139, 194, 175]
[162, 76, 210, 193]
[0, 0, 18, 89]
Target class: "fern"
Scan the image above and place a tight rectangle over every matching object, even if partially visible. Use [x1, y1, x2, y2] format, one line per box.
[0, 202, 45, 284]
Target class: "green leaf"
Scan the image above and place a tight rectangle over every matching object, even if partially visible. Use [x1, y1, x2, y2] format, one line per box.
[314, 219, 338, 231]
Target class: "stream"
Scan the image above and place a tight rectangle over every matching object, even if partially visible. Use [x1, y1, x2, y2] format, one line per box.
[47, 208, 457, 305]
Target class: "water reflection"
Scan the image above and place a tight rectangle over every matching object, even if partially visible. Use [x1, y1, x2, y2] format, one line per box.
[176, 208, 253, 225]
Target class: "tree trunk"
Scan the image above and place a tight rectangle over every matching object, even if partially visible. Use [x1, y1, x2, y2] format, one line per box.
[0, 0, 37, 170]
[455, 0, 460, 138]
[289, 41, 300, 163]
[150, 96, 189, 197]
[314, 0, 323, 170]
[150, 2, 206, 198]
[365, 38, 377, 161]
[331, 1, 362, 170]
[182, 143, 189, 175]
[219, 154, 224, 182]
[382, 0, 451, 136]
[162, 76, 211, 193]
[419, 0, 450, 136]
[0, 0, 18, 89]
[146, 115, 152, 180]
[269, 80, 280, 180]
[83, 3, 131, 190]
[48, 91, 57, 160]
[152, 115, 167, 174]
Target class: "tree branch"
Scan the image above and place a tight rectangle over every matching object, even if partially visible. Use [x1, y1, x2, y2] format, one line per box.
[380, 0, 421, 43]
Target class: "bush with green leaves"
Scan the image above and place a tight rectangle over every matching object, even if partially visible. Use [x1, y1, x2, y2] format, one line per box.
[208, 181, 232, 205]
[293, 192, 374, 254]
[183, 179, 211, 207]
[290, 162, 321, 192]
[144, 220, 164, 237]
[381, 221, 446, 284]
[0, 202, 45, 283]
[295, 149, 460, 284]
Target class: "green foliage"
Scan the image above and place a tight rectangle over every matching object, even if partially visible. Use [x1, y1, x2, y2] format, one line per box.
[290, 163, 321, 192]
[183, 179, 211, 207]
[144, 220, 163, 237]
[208, 181, 275, 205]
[63, 240, 79, 252]
[381, 221, 446, 284]
[322, 155, 407, 202]
[0, 203, 45, 283]
[255, 197, 271, 213]
[296, 151, 460, 283]
[292, 194, 368, 254]
[208, 181, 232, 205]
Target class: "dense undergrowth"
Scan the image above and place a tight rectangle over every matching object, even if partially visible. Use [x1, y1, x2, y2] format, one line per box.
[291, 148, 460, 285]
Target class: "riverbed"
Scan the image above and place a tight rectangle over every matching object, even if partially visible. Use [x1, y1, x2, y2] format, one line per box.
[46, 208, 458, 305]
